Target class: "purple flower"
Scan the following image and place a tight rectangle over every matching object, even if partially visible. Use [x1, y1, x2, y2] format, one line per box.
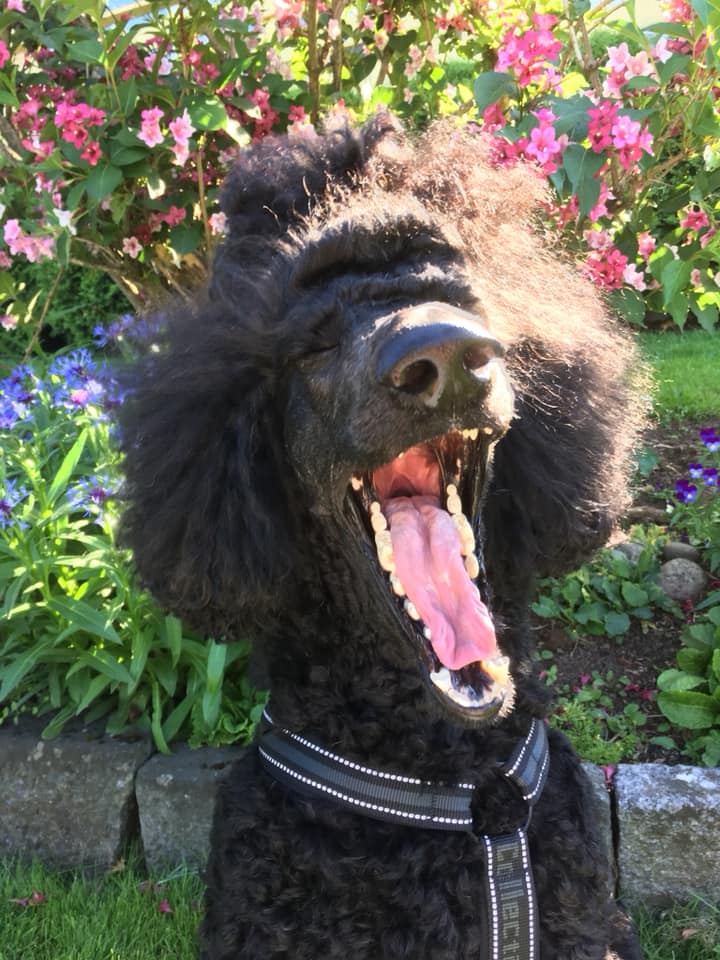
[675, 478, 698, 503]
[688, 463, 704, 478]
[93, 314, 136, 348]
[0, 478, 28, 529]
[700, 428, 720, 452]
[702, 467, 718, 487]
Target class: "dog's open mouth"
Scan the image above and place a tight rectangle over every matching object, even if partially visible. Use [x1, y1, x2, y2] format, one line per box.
[349, 430, 513, 723]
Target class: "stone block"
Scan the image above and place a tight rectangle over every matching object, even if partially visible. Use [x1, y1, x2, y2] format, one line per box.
[135, 744, 245, 870]
[616, 763, 720, 905]
[581, 762, 614, 887]
[0, 719, 152, 870]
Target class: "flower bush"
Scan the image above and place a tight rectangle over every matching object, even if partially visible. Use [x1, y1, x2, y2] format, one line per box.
[0, 346, 265, 749]
[0, 0, 717, 350]
[473, 0, 719, 329]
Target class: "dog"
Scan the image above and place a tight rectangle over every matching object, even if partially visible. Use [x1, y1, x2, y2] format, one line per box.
[119, 114, 644, 959]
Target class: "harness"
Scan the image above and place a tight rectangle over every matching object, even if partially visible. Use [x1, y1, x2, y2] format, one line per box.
[259, 709, 549, 960]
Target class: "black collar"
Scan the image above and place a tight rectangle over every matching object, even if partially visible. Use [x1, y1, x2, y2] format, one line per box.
[258, 711, 549, 960]
[259, 709, 548, 832]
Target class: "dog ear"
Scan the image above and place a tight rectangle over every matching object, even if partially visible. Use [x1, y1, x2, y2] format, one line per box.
[118, 301, 297, 637]
[484, 345, 638, 594]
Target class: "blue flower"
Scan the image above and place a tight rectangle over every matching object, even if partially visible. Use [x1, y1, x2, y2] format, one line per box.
[68, 474, 118, 523]
[0, 478, 28, 529]
[688, 463, 704, 479]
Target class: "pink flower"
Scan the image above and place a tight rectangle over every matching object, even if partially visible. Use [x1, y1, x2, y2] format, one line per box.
[209, 211, 228, 235]
[525, 123, 564, 171]
[144, 53, 172, 75]
[122, 236, 142, 258]
[0, 40, 10, 69]
[651, 36, 673, 63]
[587, 100, 619, 153]
[680, 208, 710, 232]
[163, 205, 186, 227]
[584, 229, 613, 251]
[0, 251, 11, 268]
[80, 140, 101, 166]
[611, 114, 640, 148]
[496, 18, 563, 89]
[7, 0, 25, 11]
[637, 232, 656, 258]
[690, 268, 703, 288]
[327, 17, 341, 40]
[169, 109, 194, 144]
[139, 107, 165, 148]
[584, 246, 629, 290]
[1, 314, 17, 329]
[623, 263, 647, 291]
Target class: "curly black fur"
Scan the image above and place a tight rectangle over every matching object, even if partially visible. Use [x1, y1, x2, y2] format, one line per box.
[119, 116, 644, 959]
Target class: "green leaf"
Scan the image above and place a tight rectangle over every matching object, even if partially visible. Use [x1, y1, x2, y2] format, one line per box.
[74, 673, 111, 714]
[205, 640, 227, 694]
[110, 142, 147, 167]
[712, 648, 720, 683]
[657, 690, 719, 729]
[561, 144, 604, 216]
[85, 164, 123, 203]
[473, 71, 517, 113]
[668, 293, 690, 329]
[41, 704, 76, 740]
[690, 0, 710, 25]
[186, 95, 228, 131]
[151, 681, 171, 754]
[162, 691, 197, 743]
[47, 428, 88, 504]
[621, 582, 649, 607]
[67, 39, 103, 64]
[660, 258, 692, 309]
[49, 597, 121, 644]
[164, 615, 183, 667]
[169, 221, 203, 256]
[0, 637, 54, 700]
[677, 647, 711, 675]
[604, 611, 630, 636]
[657, 668, 706, 692]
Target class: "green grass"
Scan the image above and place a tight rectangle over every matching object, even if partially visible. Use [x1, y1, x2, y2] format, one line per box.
[1, 859, 719, 960]
[639, 329, 720, 420]
[0, 857, 203, 960]
[635, 900, 720, 960]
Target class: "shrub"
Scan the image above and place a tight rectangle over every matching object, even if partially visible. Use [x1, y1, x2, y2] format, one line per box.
[0, 349, 266, 750]
[0, 0, 717, 351]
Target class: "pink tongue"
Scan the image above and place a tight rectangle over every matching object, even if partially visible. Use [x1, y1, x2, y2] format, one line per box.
[384, 496, 497, 671]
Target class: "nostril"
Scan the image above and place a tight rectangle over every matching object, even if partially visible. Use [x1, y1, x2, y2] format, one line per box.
[393, 358, 439, 396]
[463, 345, 493, 375]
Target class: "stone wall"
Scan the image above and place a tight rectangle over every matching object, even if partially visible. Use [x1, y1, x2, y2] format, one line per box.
[1, 720, 719, 905]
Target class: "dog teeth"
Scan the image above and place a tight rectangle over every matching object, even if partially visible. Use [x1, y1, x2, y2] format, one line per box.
[423, 626, 432, 640]
[451, 513, 475, 556]
[482, 426, 494, 435]
[461, 428, 479, 440]
[446, 486, 462, 514]
[464, 554, 480, 579]
[404, 599, 420, 620]
[351, 476, 363, 490]
[371, 510, 387, 533]
[370, 501, 382, 514]
[374, 529, 395, 573]
[390, 573, 406, 597]
[429, 668, 481, 707]
[484, 654, 510, 686]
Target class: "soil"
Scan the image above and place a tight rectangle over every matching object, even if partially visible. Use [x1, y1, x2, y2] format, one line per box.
[534, 418, 717, 766]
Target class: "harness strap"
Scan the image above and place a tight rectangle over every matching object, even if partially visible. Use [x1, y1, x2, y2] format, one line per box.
[258, 711, 549, 960]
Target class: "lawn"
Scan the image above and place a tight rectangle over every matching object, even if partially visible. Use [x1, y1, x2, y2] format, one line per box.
[639, 329, 720, 420]
[1, 858, 719, 960]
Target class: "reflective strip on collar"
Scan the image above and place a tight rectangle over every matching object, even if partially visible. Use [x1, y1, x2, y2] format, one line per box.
[484, 829, 538, 960]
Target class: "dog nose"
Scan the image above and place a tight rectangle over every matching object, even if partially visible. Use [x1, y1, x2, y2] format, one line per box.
[375, 303, 506, 409]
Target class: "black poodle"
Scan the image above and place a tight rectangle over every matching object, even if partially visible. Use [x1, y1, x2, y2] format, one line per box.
[120, 115, 644, 959]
